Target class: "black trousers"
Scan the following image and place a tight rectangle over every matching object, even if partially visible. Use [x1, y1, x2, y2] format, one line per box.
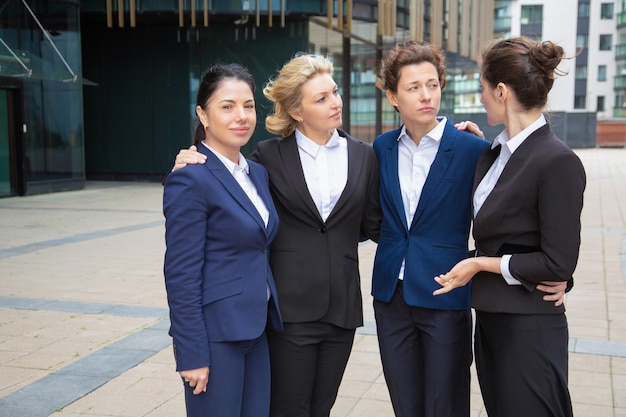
[267, 321, 355, 417]
[475, 311, 573, 417]
[374, 282, 473, 417]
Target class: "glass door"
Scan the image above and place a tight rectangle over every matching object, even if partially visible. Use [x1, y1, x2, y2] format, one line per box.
[0, 87, 18, 197]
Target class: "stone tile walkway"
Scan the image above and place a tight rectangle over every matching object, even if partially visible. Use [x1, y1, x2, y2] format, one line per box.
[0, 148, 624, 417]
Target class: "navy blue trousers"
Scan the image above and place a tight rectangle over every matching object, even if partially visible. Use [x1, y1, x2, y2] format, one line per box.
[182, 333, 270, 417]
[374, 282, 473, 417]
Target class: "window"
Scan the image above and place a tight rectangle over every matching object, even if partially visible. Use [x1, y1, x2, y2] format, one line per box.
[598, 65, 607, 81]
[597, 96, 606, 112]
[578, 2, 590, 18]
[521, 5, 543, 24]
[576, 34, 588, 49]
[574, 95, 587, 109]
[600, 3, 614, 19]
[576, 66, 587, 79]
[600, 34, 613, 50]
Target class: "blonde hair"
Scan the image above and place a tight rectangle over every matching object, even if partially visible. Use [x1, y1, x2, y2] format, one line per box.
[264, 54, 334, 137]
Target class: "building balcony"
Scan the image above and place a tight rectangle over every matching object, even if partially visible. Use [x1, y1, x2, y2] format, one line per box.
[618, 11, 626, 29]
[493, 16, 511, 33]
[617, 44, 626, 60]
[614, 74, 626, 90]
[447, 78, 481, 94]
[613, 107, 626, 118]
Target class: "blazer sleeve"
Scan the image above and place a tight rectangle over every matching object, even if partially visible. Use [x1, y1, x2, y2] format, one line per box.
[163, 168, 212, 371]
[509, 150, 586, 284]
[360, 145, 382, 242]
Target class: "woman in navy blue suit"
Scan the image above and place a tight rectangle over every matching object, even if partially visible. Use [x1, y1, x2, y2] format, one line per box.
[163, 63, 283, 417]
[371, 41, 490, 417]
[435, 37, 585, 417]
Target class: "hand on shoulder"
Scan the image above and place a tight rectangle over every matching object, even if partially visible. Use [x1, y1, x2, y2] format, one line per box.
[454, 121, 485, 139]
[173, 145, 207, 171]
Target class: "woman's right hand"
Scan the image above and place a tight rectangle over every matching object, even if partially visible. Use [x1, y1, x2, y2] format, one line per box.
[173, 145, 207, 171]
[537, 281, 567, 307]
[180, 366, 210, 395]
[454, 120, 485, 139]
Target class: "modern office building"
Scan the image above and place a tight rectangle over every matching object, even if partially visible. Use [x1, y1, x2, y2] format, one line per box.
[0, 0, 605, 198]
[485, 0, 626, 148]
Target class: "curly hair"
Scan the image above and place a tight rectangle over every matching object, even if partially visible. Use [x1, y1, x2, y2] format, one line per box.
[376, 40, 447, 93]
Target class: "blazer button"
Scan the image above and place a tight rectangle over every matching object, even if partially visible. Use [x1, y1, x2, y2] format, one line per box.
[319, 227, 327, 233]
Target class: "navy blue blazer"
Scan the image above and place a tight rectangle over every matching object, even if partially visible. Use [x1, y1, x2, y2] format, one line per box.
[163, 144, 283, 372]
[371, 120, 489, 310]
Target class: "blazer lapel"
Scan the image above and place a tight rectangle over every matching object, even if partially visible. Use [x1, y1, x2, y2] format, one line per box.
[200, 145, 268, 233]
[475, 125, 548, 220]
[409, 122, 455, 228]
[383, 131, 409, 231]
[248, 162, 279, 237]
[474, 144, 500, 192]
[326, 132, 362, 220]
[278, 134, 324, 222]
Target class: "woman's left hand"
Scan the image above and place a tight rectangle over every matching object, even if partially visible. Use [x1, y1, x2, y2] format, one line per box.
[537, 281, 567, 307]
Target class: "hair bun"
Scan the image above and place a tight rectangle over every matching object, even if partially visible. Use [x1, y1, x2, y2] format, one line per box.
[529, 41, 565, 77]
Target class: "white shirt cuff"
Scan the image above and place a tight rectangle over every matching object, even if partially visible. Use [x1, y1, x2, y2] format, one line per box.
[500, 254, 522, 286]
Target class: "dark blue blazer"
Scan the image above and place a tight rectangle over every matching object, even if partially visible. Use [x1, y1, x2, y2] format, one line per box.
[163, 144, 283, 372]
[371, 120, 489, 310]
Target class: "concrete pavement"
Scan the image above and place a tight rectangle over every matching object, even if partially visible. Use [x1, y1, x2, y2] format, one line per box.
[0, 147, 625, 417]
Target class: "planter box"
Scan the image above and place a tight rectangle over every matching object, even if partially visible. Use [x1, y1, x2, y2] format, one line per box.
[596, 121, 626, 148]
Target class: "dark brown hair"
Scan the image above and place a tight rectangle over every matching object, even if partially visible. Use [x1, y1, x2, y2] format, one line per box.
[480, 37, 566, 110]
[376, 40, 447, 93]
[193, 63, 256, 146]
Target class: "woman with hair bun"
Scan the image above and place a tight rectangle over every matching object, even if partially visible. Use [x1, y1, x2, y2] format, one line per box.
[434, 37, 586, 417]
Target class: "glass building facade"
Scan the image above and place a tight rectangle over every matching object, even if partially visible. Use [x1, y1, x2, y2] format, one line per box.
[0, 0, 86, 196]
[5, 0, 561, 197]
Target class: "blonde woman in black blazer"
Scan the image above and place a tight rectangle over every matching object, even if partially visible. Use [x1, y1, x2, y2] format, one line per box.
[434, 37, 585, 417]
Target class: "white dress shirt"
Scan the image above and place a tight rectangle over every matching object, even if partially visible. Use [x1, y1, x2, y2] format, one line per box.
[202, 142, 269, 227]
[473, 114, 547, 286]
[296, 129, 348, 221]
[396, 117, 445, 280]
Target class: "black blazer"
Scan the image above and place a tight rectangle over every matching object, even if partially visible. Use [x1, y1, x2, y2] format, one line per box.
[249, 129, 381, 329]
[471, 123, 586, 314]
